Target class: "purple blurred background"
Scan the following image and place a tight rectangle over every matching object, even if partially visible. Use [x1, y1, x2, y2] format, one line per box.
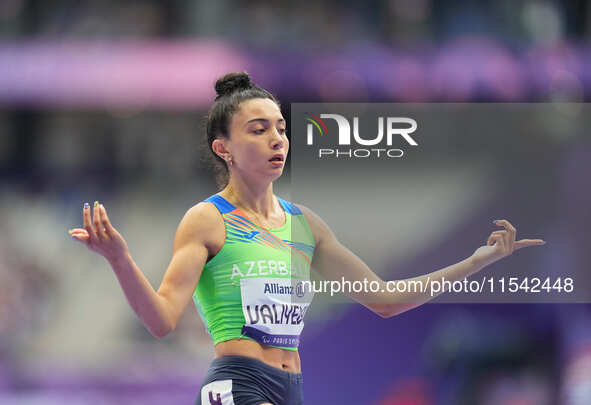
[1, 0, 591, 404]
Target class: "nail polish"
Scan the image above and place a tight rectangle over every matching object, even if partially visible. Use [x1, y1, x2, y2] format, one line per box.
[94, 201, 99, 207]
[68, 229, 73, 235]
[84, 202, 89, 209]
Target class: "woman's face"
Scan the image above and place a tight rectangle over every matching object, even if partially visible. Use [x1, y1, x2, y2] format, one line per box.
[222, 98, 289, 181]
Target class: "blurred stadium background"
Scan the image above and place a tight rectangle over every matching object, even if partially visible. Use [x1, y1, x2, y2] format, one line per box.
[1, 0, 591, 404]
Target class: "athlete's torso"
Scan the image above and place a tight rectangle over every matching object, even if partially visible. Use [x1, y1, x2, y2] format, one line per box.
[193, 193, 316, 371]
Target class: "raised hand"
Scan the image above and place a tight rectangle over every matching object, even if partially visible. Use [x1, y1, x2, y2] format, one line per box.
[471, 219, 545, 269]
[69, 201, 130, 263]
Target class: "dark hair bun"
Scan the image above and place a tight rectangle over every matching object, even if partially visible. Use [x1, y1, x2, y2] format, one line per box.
[215, 71, 253, 98]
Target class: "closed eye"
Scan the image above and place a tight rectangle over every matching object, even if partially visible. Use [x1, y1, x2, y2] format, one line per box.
[253, 128, 286, 135]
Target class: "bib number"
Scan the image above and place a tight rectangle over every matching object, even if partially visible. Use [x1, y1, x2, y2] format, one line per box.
[240, 278, 313, 348]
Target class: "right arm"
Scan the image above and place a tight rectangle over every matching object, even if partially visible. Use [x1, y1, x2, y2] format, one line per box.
[70, 201, 219, 338]
[298, 205, 544, 318]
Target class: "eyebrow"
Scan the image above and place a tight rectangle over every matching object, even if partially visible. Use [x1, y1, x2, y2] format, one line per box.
[244, 118, 286, 126]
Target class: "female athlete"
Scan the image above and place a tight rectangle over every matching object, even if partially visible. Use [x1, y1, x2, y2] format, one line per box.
[69, 72, 545, 405]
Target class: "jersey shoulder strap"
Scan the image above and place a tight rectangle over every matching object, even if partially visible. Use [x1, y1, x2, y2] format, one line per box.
[276, 196, 303, 215]
[203, 194, 235, 213]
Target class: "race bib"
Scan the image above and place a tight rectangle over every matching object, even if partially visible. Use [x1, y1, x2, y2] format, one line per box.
[240, 277, 314, 348]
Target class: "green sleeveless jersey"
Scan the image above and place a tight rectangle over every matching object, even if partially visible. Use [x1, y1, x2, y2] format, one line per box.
[192, 193, 315, 351]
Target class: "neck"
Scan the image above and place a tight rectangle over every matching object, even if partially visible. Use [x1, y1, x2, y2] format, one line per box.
[222, 174, 277, 216]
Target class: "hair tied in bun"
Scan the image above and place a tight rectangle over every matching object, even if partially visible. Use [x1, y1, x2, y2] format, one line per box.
[215, 72, 253, 99]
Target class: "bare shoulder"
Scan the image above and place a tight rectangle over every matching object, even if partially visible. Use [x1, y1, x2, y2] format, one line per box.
[292, 203, 335, 246]
[174, 201, 225, 255]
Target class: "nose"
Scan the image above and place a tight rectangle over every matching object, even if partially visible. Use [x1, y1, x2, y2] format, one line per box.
[270, 128, 285, 150]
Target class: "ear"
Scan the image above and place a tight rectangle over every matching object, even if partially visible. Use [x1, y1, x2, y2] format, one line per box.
[212, 138, 231, 161]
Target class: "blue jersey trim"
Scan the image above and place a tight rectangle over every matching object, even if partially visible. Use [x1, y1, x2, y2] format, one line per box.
[204, 194, 235, 214]
[277, 197, 302, 215]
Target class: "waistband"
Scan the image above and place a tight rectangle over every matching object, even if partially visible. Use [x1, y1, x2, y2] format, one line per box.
[211, 355, 303, 384]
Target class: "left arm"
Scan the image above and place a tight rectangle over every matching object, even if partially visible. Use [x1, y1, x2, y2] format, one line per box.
[298, 205, 545, 318]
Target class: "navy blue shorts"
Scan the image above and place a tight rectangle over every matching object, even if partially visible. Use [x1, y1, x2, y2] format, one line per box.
[196, 355, 304, 405]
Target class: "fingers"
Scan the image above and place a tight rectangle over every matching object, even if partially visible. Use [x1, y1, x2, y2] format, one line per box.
[100, 204, 116, 238]
[487, 233, 496, 245]
[83, 202, 98, 242]
[488, 232, 506, 251]
[493, 219, 516, 234]
[490, 219, 545, 252]
[69, 228, 90, 244]
[94, 201, 108, 240]
[72, 232, 90, 242]
[515, 239, 546, 250]
[487, 230, 506, 246]
[78, 201, 111, 244]
[493, 219, 516, 252]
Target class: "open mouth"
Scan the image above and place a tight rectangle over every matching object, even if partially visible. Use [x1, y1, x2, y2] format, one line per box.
[269, 155, 284, 162]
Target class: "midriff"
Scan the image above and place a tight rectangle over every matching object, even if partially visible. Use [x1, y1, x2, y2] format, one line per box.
[215, 339, 301, 373]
